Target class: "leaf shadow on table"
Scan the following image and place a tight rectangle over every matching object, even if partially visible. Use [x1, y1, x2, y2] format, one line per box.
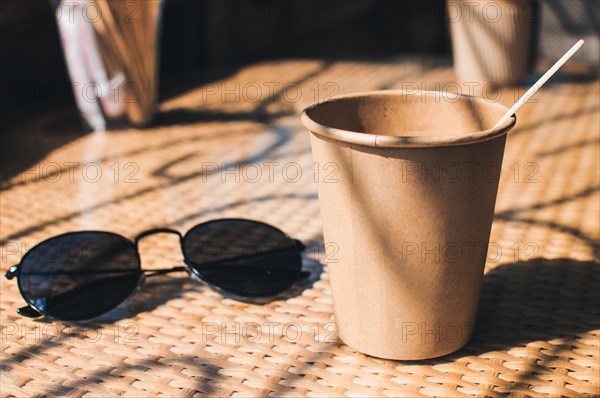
[0, 122, 298, 243]
[2, 260, 597, 395]
[468, 257, 599, 354]
[507, 105, 599, 139]
[1, 327, 223, 396]
[154, 59, 333, 128]
[396, 257, 600, 392]
[0, 107, 85, 183]
[0, 257, 326, 396]
[260, 258, 600, 396]
[536, 136, 600, 158]
[494, 184, 600, 259]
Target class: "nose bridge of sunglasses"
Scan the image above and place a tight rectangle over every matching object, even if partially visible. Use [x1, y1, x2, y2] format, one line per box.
[134, 228, 188, 277]
[134, 228, 183, 248]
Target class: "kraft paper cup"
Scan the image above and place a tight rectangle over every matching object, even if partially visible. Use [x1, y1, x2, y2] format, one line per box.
[301, 91, 516, 360]
[448, 0, 534, 86]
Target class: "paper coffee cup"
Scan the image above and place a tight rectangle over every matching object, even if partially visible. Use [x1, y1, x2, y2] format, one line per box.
[448, 0, 534, 86]
[301, 91, 516, 360]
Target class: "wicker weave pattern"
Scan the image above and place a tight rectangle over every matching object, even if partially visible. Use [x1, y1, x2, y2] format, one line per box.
[1, 59, 598, 397]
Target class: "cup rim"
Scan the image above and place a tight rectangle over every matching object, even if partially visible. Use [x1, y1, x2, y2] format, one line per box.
[301, 90, 516, 148]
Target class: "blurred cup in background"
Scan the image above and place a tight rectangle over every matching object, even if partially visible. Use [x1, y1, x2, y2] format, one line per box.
[448, 0, 535, 86]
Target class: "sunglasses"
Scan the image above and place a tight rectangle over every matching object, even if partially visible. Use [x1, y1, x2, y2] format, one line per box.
[5, 218, 306, 321]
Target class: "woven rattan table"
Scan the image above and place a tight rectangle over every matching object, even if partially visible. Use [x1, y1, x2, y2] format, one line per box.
[1, 58, 599, 397]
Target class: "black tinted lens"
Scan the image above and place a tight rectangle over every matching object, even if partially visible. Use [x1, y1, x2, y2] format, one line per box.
[182, 219, 302, 296]
[18, 232, 141, 320]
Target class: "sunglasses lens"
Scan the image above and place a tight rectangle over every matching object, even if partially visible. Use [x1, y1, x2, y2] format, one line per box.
[18, 232, 141, 320]
[182, 219, 302, 296]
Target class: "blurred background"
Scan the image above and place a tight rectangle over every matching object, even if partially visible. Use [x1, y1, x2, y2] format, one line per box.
[1, 0, 598, 176]
[2, 0, 598, 120]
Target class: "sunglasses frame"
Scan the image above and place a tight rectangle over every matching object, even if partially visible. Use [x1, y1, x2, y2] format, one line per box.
[5, 218, 305, 321]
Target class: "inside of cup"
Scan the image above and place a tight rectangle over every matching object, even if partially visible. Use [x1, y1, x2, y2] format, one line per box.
[305, 92, 508, 138]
